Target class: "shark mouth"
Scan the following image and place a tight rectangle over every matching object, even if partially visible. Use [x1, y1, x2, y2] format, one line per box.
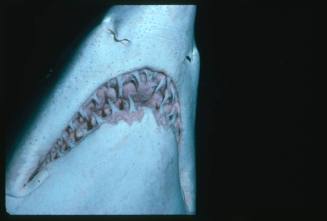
[24, 67, 182, 187]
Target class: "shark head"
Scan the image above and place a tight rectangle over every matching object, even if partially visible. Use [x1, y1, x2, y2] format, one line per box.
[6, 5, 199, 214]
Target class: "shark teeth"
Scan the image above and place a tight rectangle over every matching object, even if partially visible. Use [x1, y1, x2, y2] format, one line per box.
[89, 114, 99, 128]
[131, 72, 141, 89]
[28, 68, 183, 185]
[92, 112, 104, 125]
[161, 87, 173, 106]
[139, 70, 148, 83]
[128, 95, 137, 112]
[144, 69, 154, 82]
[101, 103, 111, 117]
[78, 110, 88, 121]
[108, 99, 119, 113]
[89, 94, 101, 109]
[62, 135, 74, 149]
[155, 76, 167, 93]
[167, 112, 177, 126]
[108, 78, 119, 100]
[168, 80, 177, 102]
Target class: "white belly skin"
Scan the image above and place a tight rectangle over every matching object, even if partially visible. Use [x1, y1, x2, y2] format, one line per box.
[7, 109, 186, 214]
[6, 5, 199, 214]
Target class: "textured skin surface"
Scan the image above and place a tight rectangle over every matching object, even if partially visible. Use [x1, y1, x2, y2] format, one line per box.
[6, 5, 199, 214]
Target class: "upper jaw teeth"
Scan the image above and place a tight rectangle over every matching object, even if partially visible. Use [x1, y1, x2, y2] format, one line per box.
[155, 76, 167, 93]
[131, 72, 141, 89]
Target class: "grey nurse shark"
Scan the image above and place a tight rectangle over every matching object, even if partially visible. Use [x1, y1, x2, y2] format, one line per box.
[6, 5, 199, 214]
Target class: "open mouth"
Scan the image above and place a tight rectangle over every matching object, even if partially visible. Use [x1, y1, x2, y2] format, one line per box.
[6, 4, 198, 214]
[25, 67, 182, 186]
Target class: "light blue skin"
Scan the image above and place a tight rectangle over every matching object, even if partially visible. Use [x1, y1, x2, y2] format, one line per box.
[6, 5, 199, 214]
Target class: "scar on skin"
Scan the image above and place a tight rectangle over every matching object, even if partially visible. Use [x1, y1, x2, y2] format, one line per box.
[107, 28, 130, 45]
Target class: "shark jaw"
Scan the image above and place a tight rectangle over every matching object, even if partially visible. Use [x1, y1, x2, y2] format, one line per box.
[6, 5, 199, 214]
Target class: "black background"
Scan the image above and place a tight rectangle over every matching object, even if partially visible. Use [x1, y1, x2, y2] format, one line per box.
[1, 0, 321, 220]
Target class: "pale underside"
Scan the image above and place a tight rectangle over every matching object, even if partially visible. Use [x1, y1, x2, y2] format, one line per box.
[6, 5, 199, 214]
[7, 108, 186, 214]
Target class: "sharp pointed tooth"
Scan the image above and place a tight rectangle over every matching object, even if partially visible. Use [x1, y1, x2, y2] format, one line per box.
[54, 145, 64, 158]
[128, 95, 137, 112]
[161, 90, 168, 105]
[131, 72, 141, 87]
[51, 150, 59, 160]
[63, 132, 75, 147]
[89, 113, 100, 127]
[56, 139, 65, 154]
[129, 73, 140, 90]
[44, 153, 52, 164]
[169, 81, 177, 102]
[92, 112, 104, 124]
[78, 109, 88, 121]
[161, 88, 172, 105]
[75, 128, 84, 140]
[64, 125, 75, 142]
[144, 69, 153, 81]
[155, 76, 167, 93]
[167, 112, 177, 125]
[107, 78, 119, 100]
[108, 99, 119, 113]
[66, 140, 74, 148]
[62, 139, 71, 152]
[103, 106, 111, 116]
[56, 138, 63, 147]
[105, 87, 117, 102]
[139, 70, 148, 83]
[54, 141, 61, 150]
[91, 94, 100, 106]
[69, 122, 76, 131]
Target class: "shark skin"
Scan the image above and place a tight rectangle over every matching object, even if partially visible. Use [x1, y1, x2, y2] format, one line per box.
[5, 5, 199, 214]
